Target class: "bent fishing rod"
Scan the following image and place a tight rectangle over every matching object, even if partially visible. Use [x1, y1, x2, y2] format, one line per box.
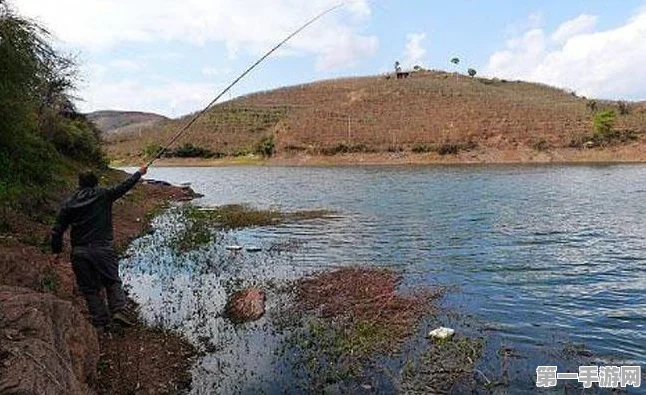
[146, 3, 343, 167]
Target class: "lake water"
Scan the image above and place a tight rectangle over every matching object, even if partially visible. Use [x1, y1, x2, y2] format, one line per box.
[120, 165, 646, 394]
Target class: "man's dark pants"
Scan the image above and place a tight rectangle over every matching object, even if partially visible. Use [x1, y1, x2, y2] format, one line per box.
[71, 244, 126, 327]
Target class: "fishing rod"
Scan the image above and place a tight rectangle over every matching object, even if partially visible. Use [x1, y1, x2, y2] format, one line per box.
[146, 3, 344, 167]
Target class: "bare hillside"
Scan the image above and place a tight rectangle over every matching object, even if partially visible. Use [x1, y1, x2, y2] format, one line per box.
[104, 71, 646, 162]
[88, 110, 168, 136]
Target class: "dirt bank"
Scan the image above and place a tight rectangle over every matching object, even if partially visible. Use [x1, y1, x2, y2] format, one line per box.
[113, 145, 646, 168]
[0, 170, 197, 395]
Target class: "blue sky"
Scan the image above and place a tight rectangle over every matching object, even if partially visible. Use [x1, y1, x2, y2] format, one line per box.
[15, 0, 646, 117]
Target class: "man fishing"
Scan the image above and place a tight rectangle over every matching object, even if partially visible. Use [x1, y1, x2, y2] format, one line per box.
[51, 166, 148, 331]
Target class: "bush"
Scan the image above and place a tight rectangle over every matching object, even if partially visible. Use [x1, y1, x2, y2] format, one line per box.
[617, 101, 631, 115]
[411, 143, 434, 153]
[51, 117, 105, 164]
[320, 143, 374, 156]
[570, 110, 639, 148]
[532, 139, 550, 152]
[437, 141, 476, 156]
[255, 135, 275, 157]
[171, 143, 218, 158]
[141, 143, 163, 159]
[586, 100, 597, 112]
[593, 110, 616, 139]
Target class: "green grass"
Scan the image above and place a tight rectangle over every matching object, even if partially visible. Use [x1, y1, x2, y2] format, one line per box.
[185, 204, 334, 229]
[171, 205, 335, 252]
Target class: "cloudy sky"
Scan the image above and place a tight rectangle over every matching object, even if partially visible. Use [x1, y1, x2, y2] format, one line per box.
[12, 0, 646, 117]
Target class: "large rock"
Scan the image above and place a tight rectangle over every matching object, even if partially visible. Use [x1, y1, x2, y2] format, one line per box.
[0, 286, 99, 395]
[224, 288, 266, 324]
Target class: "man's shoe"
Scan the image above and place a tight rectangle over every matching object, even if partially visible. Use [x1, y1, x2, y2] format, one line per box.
[112, 311, 135, 327]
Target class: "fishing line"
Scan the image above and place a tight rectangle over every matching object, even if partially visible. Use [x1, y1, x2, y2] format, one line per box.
[147, 3, 348, 167]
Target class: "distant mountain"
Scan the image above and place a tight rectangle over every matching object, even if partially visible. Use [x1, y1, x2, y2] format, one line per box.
[87, 110, 168, 135]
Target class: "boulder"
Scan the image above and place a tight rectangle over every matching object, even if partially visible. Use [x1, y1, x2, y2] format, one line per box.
[224, 288, 266, 324]
[0, 286, 99, 395]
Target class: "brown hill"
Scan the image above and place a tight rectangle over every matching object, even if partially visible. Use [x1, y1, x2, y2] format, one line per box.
[88, 110, 168, 136]
[104, 71, 646, 162]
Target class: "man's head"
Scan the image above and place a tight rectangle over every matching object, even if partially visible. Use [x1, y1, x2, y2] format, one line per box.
[78, 171, 98, 188]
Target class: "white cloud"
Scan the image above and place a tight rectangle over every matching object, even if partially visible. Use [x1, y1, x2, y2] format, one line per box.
[16, 0, 377, 70]
[485, 9, 646, 100]
[79, 79, 219, 117]
[402, 32, 426, 68]
[551, 14, 598, 44]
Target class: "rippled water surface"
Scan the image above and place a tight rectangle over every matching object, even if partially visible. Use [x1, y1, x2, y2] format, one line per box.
[120, 165, 646, 393]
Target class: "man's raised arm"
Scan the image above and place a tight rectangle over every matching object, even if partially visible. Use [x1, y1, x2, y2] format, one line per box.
[106, 166, 148, 201]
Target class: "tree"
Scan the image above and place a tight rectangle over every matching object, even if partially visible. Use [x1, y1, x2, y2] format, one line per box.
[450, 57, 460, 77]
[394, 61, 401, 73]
[0, 1, 104, 205]
[467, 68, 477, 77]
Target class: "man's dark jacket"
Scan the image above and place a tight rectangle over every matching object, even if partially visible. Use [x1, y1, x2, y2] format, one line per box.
[51, 171, 142, 253]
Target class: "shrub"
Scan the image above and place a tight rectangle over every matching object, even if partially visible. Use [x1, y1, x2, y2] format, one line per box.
[586, 100, 597, 112]
[171, 143, 217, 158]
[283, 144, 307, 152]
[593, 110, 616, 139]
[51, 117, 105, 164]
[255, 135, 275, 157]
[320, 143, 373, 155]
[141, 143, 163, 159]
[411, 143, 434, 153]
[617, 101, 631, 115]
[532, 139, 550, 152]
[571, 110, 639, 148]
[437, 141, 476, 156]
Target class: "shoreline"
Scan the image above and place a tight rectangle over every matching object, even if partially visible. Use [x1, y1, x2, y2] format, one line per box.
[111, 147, 646, 167]
[0, 169, 198, 395]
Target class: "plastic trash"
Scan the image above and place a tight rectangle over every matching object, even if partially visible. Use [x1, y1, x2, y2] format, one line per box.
[428, 327, 455, 339]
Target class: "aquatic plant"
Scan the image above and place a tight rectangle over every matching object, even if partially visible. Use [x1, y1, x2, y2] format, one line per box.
[274, 267, 452, 391]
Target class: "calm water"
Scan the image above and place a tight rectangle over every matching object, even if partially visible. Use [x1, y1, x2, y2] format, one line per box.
[120, 165, 646, 394]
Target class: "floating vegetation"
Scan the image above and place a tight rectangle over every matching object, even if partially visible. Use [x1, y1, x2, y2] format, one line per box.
[172, 204, 335, 252]
[186, 204, 335, 229]
[400, 335, 486, 394]
[273, 267, 461, 391]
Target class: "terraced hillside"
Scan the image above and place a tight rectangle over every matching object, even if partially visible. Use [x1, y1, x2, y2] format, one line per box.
[104, 71, 646, 162]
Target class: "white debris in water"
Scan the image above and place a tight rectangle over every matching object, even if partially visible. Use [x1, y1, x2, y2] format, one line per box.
[428, 327, 455, 339]
[245, 246, 261, 252]
[225, 245, 243, 251]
